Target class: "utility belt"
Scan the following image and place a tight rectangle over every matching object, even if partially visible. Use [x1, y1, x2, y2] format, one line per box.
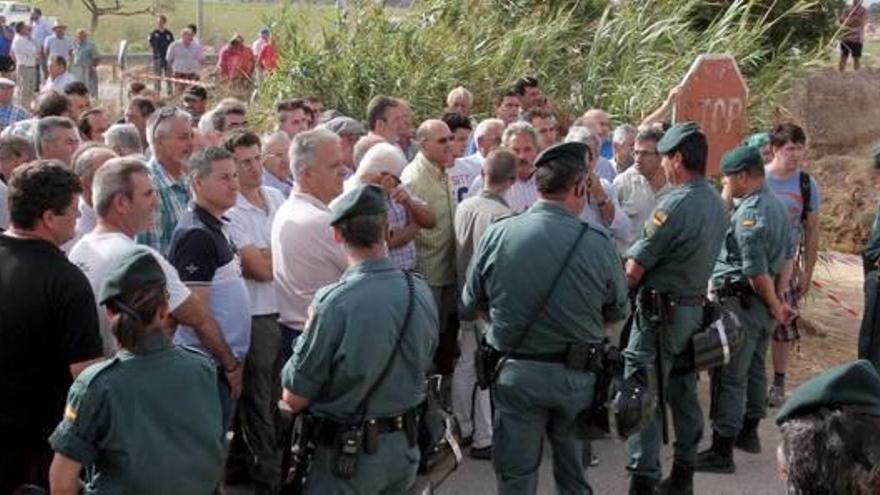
[637, 289, 707, 316]
[476, 339, 605, 389]
[311, 407, 420, 452]
[712, 278, 757, 310]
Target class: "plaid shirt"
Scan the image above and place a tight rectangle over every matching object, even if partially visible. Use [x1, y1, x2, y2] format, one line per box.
[0, 104, 30, 130]
[387, 198, 416, 271]
[136, 159, 191, 255]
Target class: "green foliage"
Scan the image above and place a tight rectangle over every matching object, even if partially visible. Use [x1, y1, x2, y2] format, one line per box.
[259, 0, 834, 128]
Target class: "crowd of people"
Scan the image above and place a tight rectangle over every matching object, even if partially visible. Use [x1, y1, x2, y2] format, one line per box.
[1, 4, 880, 493]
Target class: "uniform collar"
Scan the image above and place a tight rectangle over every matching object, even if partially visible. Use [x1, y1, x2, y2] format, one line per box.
[120, 333, 174, 356]
[344, 257, 397, 277]
[531, 200, 578, 218]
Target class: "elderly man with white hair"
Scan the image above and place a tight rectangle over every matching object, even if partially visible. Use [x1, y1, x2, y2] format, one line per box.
[564, 126, 632, 246]
[567, 125, 618, 183]
[467, 122, 540, 213]
[449, 118, 504, 203]
[62, 145, 117, 251]
[611, 123, 637, 174]
[346, 142, 435, 271]
[270, 127, 347, 337]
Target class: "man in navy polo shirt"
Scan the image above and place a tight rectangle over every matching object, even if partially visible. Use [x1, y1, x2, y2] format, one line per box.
[168, 146, 250, 431]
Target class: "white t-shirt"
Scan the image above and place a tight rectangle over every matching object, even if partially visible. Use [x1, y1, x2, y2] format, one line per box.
[225, 187, 285, 316]
[69, 231, 191, 356]
[449, 152, 482, 203]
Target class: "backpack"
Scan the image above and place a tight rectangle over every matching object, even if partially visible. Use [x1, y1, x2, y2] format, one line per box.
[799, 171, 811, 224]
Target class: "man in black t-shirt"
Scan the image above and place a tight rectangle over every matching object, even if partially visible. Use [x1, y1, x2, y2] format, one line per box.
[148, 14, 174, 96]
[0, 160, 103, 493]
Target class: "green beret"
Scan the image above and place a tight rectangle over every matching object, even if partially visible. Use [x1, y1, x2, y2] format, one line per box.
[657, 122, 701, 154]
[776, 360, 880, 425]
[534, 141, 588, 171]
[721, 145, 763, 175]
[744, 132, 769, 149]
[330, 184, 387, 226]
[99, 248, 166, 305]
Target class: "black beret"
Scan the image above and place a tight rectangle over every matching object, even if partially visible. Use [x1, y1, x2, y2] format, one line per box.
[657, 122, 701, 154]
[330, 184, 387, 226]
[534, 141, 588, 172]
[720, 145, 763, 175]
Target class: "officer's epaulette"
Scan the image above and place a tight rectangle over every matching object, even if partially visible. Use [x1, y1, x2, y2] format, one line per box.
[314, 279, 349, 304]
[75, 356, 122, 386]
[179, 344, 213, 360]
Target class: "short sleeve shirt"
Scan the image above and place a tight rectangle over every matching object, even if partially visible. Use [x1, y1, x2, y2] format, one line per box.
[149, 28, 174, 61]
[44, 34, 74, 63]
[169, 205, 251, 359]
[225, 187, 285, 316]
[70, 231, 191, 356]
[764, 168, 821, 254]
[0, 235, 102, 440]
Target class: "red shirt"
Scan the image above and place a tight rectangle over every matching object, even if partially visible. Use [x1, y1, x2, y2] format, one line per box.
[217, 44, 255, 81]
[258, 41, 278, 73]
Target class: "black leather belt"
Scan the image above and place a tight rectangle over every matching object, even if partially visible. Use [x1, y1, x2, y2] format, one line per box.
[313, 410, 415, 446]
[666, 294, 708, 307]
[508, 342, 605, 373]
[509, 351, 568, 363]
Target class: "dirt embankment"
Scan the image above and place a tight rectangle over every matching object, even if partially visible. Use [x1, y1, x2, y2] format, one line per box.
[788, 68, 880, 254]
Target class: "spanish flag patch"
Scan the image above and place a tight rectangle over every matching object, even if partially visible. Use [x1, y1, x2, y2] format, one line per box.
[742, 219, 756, 227]
[65, 405, 77, 422]
[652, 211, 668, 227]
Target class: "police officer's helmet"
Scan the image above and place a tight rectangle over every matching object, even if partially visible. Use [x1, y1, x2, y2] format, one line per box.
[611, 369, 656, 439]
[693, 304, 743, 372]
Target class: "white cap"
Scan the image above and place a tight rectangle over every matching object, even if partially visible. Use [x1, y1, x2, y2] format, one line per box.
[0, 77, 16, 87]
[355, 142, 407, 179]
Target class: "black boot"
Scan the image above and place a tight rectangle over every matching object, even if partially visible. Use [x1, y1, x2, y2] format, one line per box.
[657, 463, 693, 495]
[734, 417, 762, 454]
[629, 475, 658, 495]
[694, 431, 735, 474]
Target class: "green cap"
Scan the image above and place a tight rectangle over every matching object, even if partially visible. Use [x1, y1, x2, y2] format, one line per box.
[657, 122, 701, 154]
[98, 248, 166, 305]
[720, 145, 763, 175]
[534, 141, 588, 171]
[744, 132, 769, 149]
[775, 360, 880, 425]
[329, 184, 387, 226]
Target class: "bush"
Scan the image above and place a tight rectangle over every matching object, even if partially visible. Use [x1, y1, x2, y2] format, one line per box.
[258, 0, 834, 128]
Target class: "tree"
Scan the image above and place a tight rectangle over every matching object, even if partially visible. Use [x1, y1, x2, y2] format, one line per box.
[75, 0, 171, 31]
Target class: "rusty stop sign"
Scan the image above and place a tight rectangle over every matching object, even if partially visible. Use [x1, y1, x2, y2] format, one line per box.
[673, 54, 749, 176]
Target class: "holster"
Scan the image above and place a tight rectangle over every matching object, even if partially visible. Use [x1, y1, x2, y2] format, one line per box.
[475, 335, 502, 389]
[575, 344, 623, 440]
[281, 414, 316, 495]
[715, 277, 755, 310]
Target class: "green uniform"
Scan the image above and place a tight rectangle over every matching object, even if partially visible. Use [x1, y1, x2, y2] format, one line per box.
[710, 183, 791, 437]
[48, 335, 225, 494]
[281, 257, 438, 495]
[858, 208, 880, 371]
[624, 178, 728, 480]
[462, 201, 629, 494]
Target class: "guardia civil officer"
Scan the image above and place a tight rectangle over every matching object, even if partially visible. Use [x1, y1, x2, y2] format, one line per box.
[461, 141, 629, 494]
[623, 123, 729, 495]
[693, 145, 795, 474]
[48, 248, 226, 494]
[858, 143, 880, 372]
[280, 184, 438, 494]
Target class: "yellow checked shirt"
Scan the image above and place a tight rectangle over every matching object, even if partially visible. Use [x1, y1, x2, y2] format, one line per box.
[401, 153, 457, 287]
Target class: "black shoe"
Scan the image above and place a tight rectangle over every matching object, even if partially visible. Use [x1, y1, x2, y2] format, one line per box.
[470, 445, 492, 460]
[657, 463, 693, 495]
[734, 418, 762, 454]
[628, 475, 657, 495]
[694, 432, 735, 474]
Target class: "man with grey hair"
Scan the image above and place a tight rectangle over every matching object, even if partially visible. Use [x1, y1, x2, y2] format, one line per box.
[62, 145, 117, 251]
[35, 116, 79, 166]
[136, 106, 194, 254]
[352, 133, 386, 170]
[0, 135, 35, 229]
[321, 116, 366, 178]
[580, 108, 614, 160]
[167, 146, 250, 431]
[69, 155, 244, 412]
[611, 124, 637, 174]
[261, 131, 293, 197]
[613, 126, 673, 252]
[468, 122, 539, 213]
[103, 123, 143, 157]
[402, 118, 459, 375]
[349, 142, 436, 271]
[270, 127, 346, 338]
[452, 148, 517, 460]
[564, 127, 631, 246]
[566, 125, 617, 182]
[449, 118, 503, 203]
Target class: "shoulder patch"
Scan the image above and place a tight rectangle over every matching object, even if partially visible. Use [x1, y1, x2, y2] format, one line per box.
[742, 218, 756, 227]
[64, 404, 78, 422]
[652, 210, 668, 227]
